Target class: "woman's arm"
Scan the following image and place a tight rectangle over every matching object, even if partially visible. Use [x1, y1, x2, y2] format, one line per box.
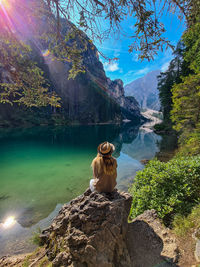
[92, 158, 99, 178]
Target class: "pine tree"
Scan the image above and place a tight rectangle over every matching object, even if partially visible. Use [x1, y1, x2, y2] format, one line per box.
[157, 41, 189, 124]
[171, 22, 200, 154]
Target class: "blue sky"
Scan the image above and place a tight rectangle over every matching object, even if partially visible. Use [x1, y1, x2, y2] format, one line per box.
[94, 11, 185, 86]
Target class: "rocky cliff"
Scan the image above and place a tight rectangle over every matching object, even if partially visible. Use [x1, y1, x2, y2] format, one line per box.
[107, 79, 143, 123]
[0, 38, 122, 126]
[125, 70, 161, 111]
[39, 189, 179, 267]
[0, 3, 143, 126]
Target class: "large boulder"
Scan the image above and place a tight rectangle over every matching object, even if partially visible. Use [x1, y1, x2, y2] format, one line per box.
[41, 189, 178, 267]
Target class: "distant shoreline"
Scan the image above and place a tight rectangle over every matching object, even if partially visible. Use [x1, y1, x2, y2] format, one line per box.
[140, 109, 162, 132]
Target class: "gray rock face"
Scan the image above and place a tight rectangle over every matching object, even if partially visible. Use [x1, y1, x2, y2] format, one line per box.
[0, 36, 122, 126]
[193, 228, 200, 262]
[125, 70, 161, 111]
[107, 78, 143, 122]
[0, 5, 143, 126]
[41, 189, 178, 267]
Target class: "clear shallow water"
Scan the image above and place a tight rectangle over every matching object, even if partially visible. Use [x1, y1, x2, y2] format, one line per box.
[0, 124, 161, 256]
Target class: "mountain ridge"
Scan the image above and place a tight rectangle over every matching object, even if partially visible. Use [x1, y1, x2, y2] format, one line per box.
[125, 70, 161, 111]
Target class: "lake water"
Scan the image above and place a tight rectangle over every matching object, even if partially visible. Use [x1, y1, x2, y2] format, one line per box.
[0, 124, 162, 256]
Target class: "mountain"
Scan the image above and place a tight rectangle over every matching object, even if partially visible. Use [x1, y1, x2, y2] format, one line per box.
[107, 79, 143, 122]
[0, 3, 143, 126]
[124, 70, 161, 111]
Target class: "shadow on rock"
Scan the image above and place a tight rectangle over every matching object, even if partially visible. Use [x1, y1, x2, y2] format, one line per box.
[40, 189, 179, 267]
[127, 220, 177, 267]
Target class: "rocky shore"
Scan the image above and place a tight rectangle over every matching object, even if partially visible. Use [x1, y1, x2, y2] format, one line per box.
[0, 189, 180, 267]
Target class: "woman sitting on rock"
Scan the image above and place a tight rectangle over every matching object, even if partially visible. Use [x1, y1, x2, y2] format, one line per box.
[90, 142, 117, 193]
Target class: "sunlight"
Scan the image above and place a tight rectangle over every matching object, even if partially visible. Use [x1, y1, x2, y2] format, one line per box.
[0, 0, 10, 9]
[42, 50, 51, 57]
[3, 216, 16, 229]
[0, 0, 16, 33]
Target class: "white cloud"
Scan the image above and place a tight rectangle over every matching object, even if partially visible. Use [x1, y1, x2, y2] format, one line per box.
[127, 70, 135, 76]
[98, 46, 129, 55]
[114, 51, 120, 58]
[134, 67, 150, 75]
[104, 62, 120, 72]
[132, 53, 139, 62]
[99, 46, 121, 53]
[125, 67, 150, 77]
[161, 61, 170, 72]
[123, 67, 151, 85]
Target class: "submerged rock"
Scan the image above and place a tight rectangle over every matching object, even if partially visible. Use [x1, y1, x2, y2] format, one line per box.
[41, 189, 178, 267]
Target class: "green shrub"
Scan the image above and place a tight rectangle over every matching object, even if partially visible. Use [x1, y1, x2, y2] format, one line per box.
[129, 156, 200, 225]
[173, 204, 200, 236]
[31, 228, 43, 246]
[178, 130, 200, 156]
[153, 122, 172, 133]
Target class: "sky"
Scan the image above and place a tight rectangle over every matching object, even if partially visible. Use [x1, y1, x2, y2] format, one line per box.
[94, 11, 185, 86]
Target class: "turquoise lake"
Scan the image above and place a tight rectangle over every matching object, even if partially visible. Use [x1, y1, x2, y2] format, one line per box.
[0, 124, 162, 256]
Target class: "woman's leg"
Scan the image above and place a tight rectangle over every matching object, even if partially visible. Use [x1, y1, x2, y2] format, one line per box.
[89, 179, 95, 191]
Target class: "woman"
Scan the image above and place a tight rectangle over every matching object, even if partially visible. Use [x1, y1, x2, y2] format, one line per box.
[90, 141, 117, 193]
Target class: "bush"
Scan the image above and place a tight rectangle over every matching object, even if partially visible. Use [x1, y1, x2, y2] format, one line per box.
[173, 204, 200, 236]
[178, 130, 200, 156]
[153, 122, 173, 133]
[31, 228, 43, 246]
[129, 156, 200, 225]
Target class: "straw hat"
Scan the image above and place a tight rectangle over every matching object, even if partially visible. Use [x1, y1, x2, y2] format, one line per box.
[98, 141, 115, 155]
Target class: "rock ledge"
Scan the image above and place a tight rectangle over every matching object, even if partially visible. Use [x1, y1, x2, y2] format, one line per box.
[41, 189, 178, 267]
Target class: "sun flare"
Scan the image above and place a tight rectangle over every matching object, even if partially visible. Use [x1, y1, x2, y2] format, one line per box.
[42, 50, 51, 57]
[3, 216, 16, 228]
[0, 0, 11, 10]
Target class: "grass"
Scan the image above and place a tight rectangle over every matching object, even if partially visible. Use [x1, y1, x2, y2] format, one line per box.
[21, 248, 52, 267]
[173, 204, 200, 236]
[22, 255, 32, 267]
[39, 256, 51, 267]
[31, 227, 43, 246]
[22, 259, 30, 267]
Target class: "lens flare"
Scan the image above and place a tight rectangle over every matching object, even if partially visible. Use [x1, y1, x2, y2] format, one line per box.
[3, 216, 16, 228]
[0, 0, 11, 10]
[42, 50, 51, 57]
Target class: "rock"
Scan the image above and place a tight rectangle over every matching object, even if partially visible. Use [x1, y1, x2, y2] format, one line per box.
[135, 210, 179, 264]
[0, 6, 144, 126]
[192, 228, 200, 262]
[41, 189, 178, 267]
[107, 78, 145, 123]
[125, 70, 161, 111]
[195, 240, 200, 262]
[140, 159, 150, 165]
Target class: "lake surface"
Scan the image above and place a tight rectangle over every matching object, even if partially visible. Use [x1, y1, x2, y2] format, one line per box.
[0, 124, 162, 256]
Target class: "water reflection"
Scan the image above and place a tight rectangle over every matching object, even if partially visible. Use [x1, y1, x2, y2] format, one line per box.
[0, 124, 161, 256]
